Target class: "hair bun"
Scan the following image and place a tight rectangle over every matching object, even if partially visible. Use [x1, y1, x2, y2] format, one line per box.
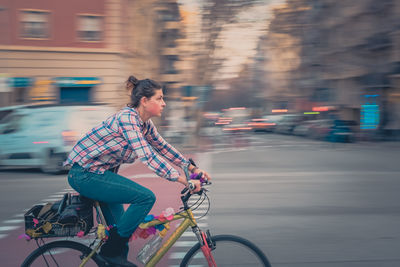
[127, 75, 139, 90]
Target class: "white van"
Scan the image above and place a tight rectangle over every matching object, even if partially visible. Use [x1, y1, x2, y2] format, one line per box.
[0, 104, 115, 174]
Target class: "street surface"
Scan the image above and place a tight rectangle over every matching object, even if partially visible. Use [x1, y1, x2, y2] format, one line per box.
[0, 133, 400, 266]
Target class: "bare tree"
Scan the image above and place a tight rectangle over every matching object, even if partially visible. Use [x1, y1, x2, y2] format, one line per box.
[194, 0, 260, 86]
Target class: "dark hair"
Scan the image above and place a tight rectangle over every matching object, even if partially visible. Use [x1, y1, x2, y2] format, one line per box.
[126, 75, 162, 108]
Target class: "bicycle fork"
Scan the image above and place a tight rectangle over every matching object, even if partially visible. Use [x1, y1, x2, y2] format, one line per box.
[192, 227, 217, 267]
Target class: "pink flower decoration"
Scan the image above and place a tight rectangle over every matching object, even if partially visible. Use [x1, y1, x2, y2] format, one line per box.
[130, 233, 137, 241]
[147, 227, 157, 235]
[18, 234, 31, 241]
[158, 214, 167, 222]
[33, 218, 39, 227]
[76, 231, 85, 238]
[163, 207, 174, 217]
[166, 215, 174, 220]
[138, 228, 150, 239]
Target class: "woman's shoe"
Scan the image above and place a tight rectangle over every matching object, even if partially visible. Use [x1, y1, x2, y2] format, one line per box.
[99, 228, 136, 267]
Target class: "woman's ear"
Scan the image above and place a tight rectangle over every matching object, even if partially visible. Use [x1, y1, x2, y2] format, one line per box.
[140, 96, 148, 107]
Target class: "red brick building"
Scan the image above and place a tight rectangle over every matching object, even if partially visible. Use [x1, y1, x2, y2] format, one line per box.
[0, 0, 129, 107]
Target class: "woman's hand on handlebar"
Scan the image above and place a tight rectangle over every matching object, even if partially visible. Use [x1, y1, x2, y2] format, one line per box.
[192, 168, 211, 182]
[177, 176, 202, 193]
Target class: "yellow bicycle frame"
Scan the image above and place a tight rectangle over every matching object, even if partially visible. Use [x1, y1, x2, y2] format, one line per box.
[80, 201, 199, 267]
[139, 209, 198, 267]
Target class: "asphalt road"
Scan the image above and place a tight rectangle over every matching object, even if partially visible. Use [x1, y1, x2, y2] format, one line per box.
[204, 135, 400, 267]
[0, 134, 400, 266]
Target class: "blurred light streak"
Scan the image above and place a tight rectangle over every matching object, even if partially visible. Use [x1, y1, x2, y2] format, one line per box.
[271, 109, 288, 113]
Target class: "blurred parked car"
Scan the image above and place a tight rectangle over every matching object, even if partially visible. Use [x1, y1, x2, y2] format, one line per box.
[292, 120, 314, 137]
[0, 104, 115, 173]
[248, 115, 282, 132]
[307, 119, 333, 140]
[219, 107, 252, 134]
[274, 114, 304, 135]
[307, 119, 355, 142]
[329, 120, 356, 142]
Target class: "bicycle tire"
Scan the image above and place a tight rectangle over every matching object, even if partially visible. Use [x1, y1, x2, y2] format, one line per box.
[180, 234, 271, 267]
[21, 240, 103, 267]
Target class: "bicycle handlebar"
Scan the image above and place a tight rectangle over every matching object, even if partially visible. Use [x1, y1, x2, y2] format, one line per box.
[181, 158, 211, 196]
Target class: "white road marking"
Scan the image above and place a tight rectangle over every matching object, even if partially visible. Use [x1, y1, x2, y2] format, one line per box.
[2, 219, 24, 224]
[173, 240, 197, 247]
[0, 226, 20, 231]
[195, 216, 209, 221]
[181, 231, 194, 237]
[0, 234, 8, 239]
[41, 198, 62, 202]
[48, 194, 66, 198]
[169, 252, 202, 259]
[192, 208, 209, 212]
[61, 188, 75, 192]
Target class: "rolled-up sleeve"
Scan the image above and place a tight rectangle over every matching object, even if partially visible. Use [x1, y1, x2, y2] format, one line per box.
[118, 112, 180, 181]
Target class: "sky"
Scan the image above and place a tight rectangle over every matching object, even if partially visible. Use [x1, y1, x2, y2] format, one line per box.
[178, 0, 285, 81]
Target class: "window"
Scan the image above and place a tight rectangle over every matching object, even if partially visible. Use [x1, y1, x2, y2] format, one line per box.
[77, 15, 103, 41]
[160, 29, 180, 47]
[20, 10, 50, 39]
[0, 113, 25, 134]
[161, 55, 179, 74]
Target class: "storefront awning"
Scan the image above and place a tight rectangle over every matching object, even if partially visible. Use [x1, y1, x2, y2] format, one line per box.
[10, 77, 34, 88]
[54, 77, 101, 87]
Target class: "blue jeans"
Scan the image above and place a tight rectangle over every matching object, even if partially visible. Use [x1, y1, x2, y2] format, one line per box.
[67, 163, 156, 238]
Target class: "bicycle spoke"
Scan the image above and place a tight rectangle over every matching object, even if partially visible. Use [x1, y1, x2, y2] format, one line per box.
[40, 249, 59, 267]
[22, 241, 101, 267]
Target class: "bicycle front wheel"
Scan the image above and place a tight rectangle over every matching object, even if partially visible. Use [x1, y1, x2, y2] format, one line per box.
[180, 234, 271, 267]
[21, 240, 103, 267]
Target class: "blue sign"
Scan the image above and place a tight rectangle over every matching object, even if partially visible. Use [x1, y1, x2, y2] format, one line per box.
[11, 77, 34, 88]
[361, 104, 379, 129]
[54, 77, 101, 87]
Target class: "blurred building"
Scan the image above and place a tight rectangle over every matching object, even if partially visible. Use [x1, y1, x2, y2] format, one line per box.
[0, 0, 133, 107]
[255, 0, 400, 137]
[0, 0, 187, 110]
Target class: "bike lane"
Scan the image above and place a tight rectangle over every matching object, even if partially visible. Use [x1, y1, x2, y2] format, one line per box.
[0, 155, 196, 266]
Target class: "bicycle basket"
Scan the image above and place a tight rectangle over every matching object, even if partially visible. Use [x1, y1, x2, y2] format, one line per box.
[24, 193, 94, 238]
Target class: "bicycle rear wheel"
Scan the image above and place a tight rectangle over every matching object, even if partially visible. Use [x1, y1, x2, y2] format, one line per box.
[180, 234, 271, 267]
[21, 240, 103, 267]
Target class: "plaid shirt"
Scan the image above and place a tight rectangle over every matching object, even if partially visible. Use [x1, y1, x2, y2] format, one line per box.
[65, 107, 189, 181]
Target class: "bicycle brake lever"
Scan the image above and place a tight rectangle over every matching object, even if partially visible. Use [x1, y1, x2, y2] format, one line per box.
[181, 187, 188, 194]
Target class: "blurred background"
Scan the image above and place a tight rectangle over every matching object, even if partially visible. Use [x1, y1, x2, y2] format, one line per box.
[1, 1, 400, 266]
[1, 0, 400, 157]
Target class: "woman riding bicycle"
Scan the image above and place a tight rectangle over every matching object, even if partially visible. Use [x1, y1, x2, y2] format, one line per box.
[64, 75, 211, 267]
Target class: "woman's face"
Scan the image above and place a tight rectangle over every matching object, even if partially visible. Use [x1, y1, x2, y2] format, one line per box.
[144, 89, 166, 117]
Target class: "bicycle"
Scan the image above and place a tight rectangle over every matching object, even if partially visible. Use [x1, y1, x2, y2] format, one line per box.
[21, 164, 272, 267]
